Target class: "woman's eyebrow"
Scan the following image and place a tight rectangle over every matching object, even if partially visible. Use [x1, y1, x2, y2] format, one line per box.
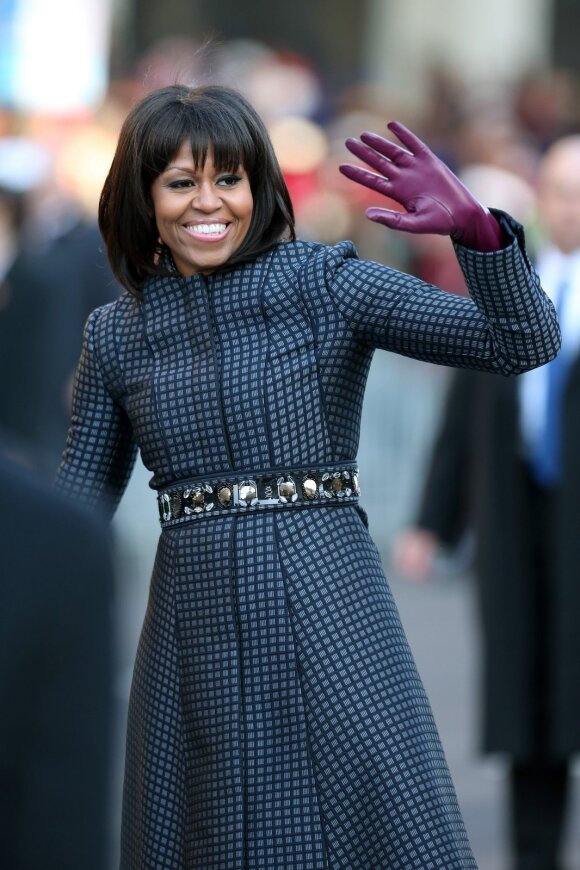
[163, 164, 196, 173]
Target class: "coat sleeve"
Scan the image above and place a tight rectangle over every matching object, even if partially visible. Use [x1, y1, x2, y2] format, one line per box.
[55, 305, 137, 517]
[320, 211, 561, 375]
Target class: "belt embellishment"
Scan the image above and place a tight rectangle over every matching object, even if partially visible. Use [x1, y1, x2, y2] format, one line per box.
[157, 466, 360, 525]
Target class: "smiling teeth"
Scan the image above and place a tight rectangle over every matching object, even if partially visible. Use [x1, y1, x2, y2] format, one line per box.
[188, 223, 227, 234]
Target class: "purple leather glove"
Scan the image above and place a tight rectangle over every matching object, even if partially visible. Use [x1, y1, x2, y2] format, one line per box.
[339, 121, 505, 252]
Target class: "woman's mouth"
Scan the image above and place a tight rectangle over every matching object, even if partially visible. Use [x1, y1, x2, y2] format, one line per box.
[183, 222, 230, 241]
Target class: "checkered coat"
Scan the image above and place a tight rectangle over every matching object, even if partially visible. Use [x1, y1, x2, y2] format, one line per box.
[56, 212, 560, 869]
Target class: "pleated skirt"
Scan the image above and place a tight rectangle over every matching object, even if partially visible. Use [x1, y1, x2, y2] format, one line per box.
[120, 504, 476, 869]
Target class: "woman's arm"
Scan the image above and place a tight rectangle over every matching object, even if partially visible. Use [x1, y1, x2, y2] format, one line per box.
[323, 217, 559, 375]
[326, 122, 560, 373]
[55, 306, 137, 517]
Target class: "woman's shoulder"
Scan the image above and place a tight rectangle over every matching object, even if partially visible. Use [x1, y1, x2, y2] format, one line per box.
[272, 237, 358, 260]
[267, 238, 360, 276]
[87, 288, 139, 329]
[83, 290, 140, 355]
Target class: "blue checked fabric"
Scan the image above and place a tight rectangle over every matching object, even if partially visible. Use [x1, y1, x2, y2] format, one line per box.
[57, 212, 559, 869]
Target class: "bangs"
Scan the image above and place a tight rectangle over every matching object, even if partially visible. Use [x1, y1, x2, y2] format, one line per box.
[141, 96, 259, 180]
[185, 110, 257, 174]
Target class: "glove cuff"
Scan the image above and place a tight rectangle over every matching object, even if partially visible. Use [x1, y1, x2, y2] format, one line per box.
[452, 205, 506, 252]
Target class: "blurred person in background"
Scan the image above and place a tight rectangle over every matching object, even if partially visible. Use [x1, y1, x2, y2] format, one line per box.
[0, 182, 26, 284]
[0, 447, 115, 870]
[0, 134, 120, 475]
[55, 83, 559, 869]
[513, 69, 580, 154]
[0, 138, 51, 321]
[393, 135, 580, 870]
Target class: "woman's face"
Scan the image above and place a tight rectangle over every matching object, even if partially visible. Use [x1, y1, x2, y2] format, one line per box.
[151, 141, 253, 275]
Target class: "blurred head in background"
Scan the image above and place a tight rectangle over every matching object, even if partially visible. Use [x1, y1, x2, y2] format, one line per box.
[0, 137, 53, 280]
[536, 135, 580, 254]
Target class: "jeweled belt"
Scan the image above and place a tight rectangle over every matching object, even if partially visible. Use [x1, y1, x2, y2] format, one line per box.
[157, 463, 360, 527]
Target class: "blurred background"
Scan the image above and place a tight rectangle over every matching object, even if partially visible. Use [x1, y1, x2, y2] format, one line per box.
[1, 0, 580, 867]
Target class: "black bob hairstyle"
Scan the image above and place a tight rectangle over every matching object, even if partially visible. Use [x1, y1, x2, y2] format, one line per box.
[99, 84, 296, 295]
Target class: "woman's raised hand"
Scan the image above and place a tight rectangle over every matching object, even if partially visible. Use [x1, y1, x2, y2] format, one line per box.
[339, 121, 505, 252]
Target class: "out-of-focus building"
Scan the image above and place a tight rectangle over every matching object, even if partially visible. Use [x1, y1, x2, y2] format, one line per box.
[0, 0, 113, 114]
[111, 1, 580, 128]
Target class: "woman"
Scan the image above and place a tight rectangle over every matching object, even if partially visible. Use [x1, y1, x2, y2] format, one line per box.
[56, 84, 560, 869]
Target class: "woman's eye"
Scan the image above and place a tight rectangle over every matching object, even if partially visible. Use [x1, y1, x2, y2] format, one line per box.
[218, 175, 242, 187]
[168, 179, 194, 190]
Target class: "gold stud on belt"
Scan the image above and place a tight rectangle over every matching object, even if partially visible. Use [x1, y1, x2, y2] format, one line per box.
[217, 485, 233, 506]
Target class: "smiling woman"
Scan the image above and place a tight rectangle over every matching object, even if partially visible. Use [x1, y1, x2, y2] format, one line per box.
[150, 145, 253, 275]
[98, 84, 295, 295]
[56, 83, 560, 870]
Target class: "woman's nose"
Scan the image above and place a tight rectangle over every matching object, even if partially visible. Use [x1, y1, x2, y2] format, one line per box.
[193, 182, 221, 211]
